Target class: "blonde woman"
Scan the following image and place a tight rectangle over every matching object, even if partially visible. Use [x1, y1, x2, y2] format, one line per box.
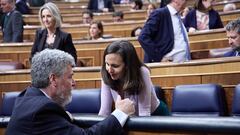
[30, 2, 77, 63]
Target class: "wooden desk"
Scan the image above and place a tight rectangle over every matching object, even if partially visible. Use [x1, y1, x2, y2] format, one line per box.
[213, 0, 240, 12]
[23, 10, 147, 25]
[0, 34, 229, 68]
[1, 57, 240, 112]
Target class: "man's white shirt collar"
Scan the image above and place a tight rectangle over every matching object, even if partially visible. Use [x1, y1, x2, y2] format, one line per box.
[40, 89, 51, 99]
[167, 5, 178, 16]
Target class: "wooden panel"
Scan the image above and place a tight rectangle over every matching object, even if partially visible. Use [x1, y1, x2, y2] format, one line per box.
[214, 0, 240, 12]
[0, 53, 18, 62]
[190, 38, 228, 50]
[3, 9, 240, 42]
[201, 72, 240, 85]
[74, 80, 97, 89]
[0, 81, 30, 92]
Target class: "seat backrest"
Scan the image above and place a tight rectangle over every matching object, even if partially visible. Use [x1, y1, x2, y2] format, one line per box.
[65, 88, 101, 114]
[0, 92, 20, 116]
[171, 83, 227, 116]
[232, 84, 240, 116]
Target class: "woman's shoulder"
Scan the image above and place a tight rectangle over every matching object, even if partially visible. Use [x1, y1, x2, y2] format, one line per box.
[140, 66, 150, 75]
[209, 9, 220, 15]
[57, 28, 70, 35]
[56, 29, 72, 39]
[35, 28, 46, 37]
[188, 9, 196, 15]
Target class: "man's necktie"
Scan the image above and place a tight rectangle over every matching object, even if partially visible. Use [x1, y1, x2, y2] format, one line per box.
[177, 14, 191, 60]
[3, 15, 9, 28]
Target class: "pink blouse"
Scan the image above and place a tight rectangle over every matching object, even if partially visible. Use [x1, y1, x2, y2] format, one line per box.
[98, 66, 160, 116]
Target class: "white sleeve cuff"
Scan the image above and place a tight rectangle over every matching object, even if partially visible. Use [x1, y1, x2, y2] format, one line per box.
[111, 109, 128, 127]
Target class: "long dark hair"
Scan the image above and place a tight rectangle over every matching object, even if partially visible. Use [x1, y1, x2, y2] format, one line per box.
[194, 0, 212, 13]
[101, 40, 148, 94]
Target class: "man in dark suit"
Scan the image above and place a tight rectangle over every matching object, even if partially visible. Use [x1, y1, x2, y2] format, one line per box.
[15, 0, 30, 14]
[87, 0, 114, 12]
[0, 0, 23, 42]
[5, 49, 135, 135]
[138, 0, 191, 63]
[224, 19, 240, 57]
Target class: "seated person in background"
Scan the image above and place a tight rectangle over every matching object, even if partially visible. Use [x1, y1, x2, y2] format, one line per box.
[113, 0, 121, 4]
[223, 3, 236, 12]
[160, 0, 170, 8]
[82, 10, 94, 24]
[5, 49, 135, 135]
[184, 0, 223, 33]
[180, 6, 192, 20]
[30, 2, 77, 63]
[15, 0, 30, 14]
[87, 0, 115, 12]
[0, 0, 23, 43]
[112, 11, 124, 22]
[0, 6, 4, 27]
[113, 0, 130, 4]
[88, 20, 104, 40]
[27, 0, 45, 7]
[131, 26, 142, 37]
[130, 0, 143, 11]
[98, 40, 170, 116]
[224, 19, 240, 57]
[146, 3, 157, 19]
[138, 0, 191, 63]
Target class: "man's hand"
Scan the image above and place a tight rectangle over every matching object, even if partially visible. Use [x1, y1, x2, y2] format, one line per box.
[115, 95, 135, 115]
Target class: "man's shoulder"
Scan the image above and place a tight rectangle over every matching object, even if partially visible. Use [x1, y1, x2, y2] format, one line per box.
[155, 7, 169, 14]
[11, 9, 22, 16]
[16, 87, 58, 112]
[224, 50, 235, 57]
[151, 7, 170, 18]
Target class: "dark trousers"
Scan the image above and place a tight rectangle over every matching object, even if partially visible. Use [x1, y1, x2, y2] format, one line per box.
[151, 100, 170, 116]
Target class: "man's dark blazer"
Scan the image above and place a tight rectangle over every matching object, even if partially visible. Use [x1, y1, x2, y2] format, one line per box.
[5, 87, 124, 135]
[15, 0, 30, 14]
[224, 50, 238, 57]
[183, 9, 223, 31]
[30, 28, 77, 62]
[138, 7, 174, 63]
[1, 10, 23, 42]
[87, 0, 115, 12]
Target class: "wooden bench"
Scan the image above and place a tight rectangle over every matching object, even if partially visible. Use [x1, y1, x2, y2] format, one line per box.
[0, 23, 229, 43]
[23, 8, 239, 25]
[1, 9, 238, 41]
[1, 57, 240, 113]
[28, 0, 239, 14]
[29, 2, 159, 14]
[1, 20, 147, 42]
[213, 0, 240, 12]
[0, 34, 230, 68]
[23, 10, 147, 25]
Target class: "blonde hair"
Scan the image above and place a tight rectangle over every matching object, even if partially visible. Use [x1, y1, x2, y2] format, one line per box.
[38, 2, 62, 29]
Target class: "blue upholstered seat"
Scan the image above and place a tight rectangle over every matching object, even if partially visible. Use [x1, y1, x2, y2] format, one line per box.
[65, 89, 101, 114]
[0, 92, 20, 116]
[171, 84, 227, 116]
[232, 84, 240, 116]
